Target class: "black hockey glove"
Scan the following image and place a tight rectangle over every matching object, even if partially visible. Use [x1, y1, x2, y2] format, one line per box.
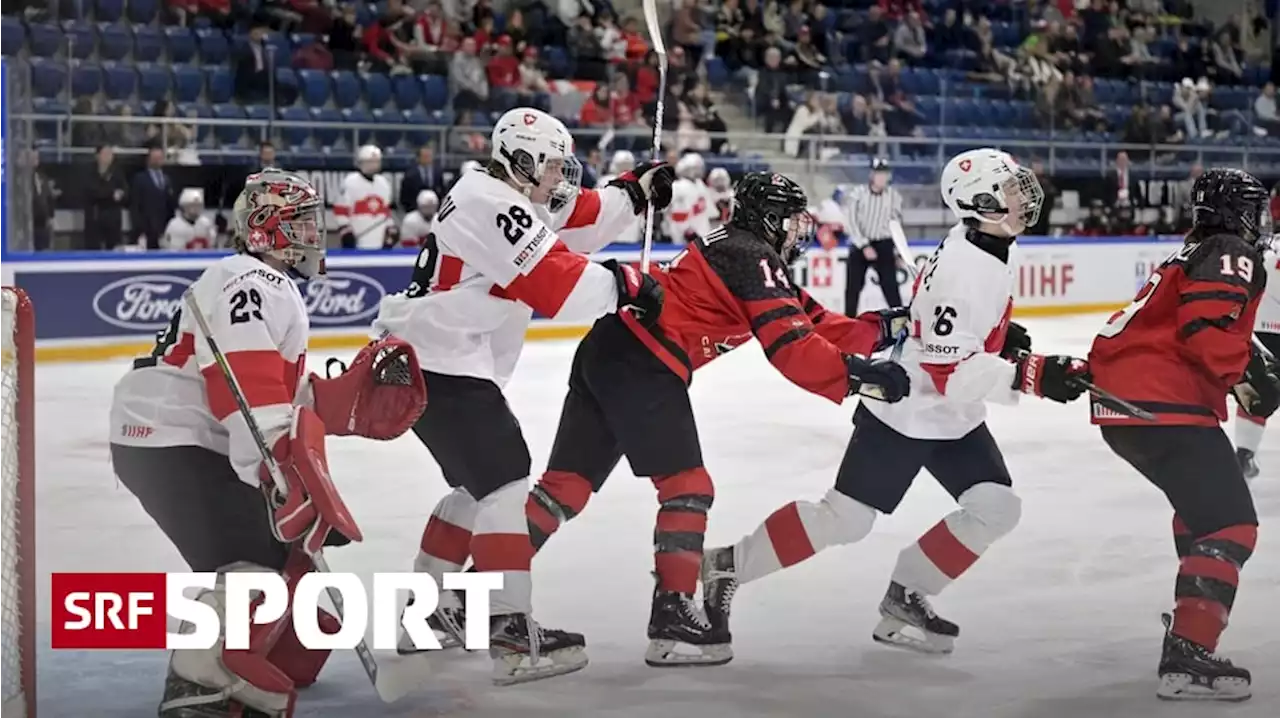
[602, 259, 664, 327]
[381, 224, 400, 249]
[1234, 348, 1280, 419]
[1001, 321, 1032, 361]
[1012, 351, 1091, 404]
[845, 355, 910, 403]
[866, 306, 911, 352]
[340, 229, 357, 249]
[608, 162, 676, 215]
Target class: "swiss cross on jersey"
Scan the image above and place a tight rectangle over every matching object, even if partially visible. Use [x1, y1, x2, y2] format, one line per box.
[353, 195, 389, 216]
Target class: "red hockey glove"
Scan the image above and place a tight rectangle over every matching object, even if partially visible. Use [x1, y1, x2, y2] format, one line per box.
[1012, 352, 1091, 404]
[603, 259, 664, 327]
[262, 407, 363, 556]
[607, 162, 675, 214]
[310, 336, 427, 440]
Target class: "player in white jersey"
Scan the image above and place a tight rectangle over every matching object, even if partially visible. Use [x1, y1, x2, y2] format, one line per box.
[108, 169, 427, 717]
[665, 153, 712, 243]
[163, 188, 217, 250]
[1236, 247, 1280, 477]
[599, 150, 641, 243]
[397, 189, 438, 248]
[372, 107, 673, 684]
[335, 144, 395, 249]
[700, 149, 1092, 656]
[706, 167, 734, 227]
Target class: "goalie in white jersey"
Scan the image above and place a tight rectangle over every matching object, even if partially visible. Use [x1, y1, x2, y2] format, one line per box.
[335, 144, 396, 249]
[163, 188, 217, 250]
[700, 149, 1092, 656]
[109, 169, 427, 718]
[372, 107, 673, 685]
[1235, 247, 1280, 477]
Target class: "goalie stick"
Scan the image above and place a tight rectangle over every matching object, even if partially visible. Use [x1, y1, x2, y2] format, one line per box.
[182, 289, 423, 704]
[639, 0, 667, 274]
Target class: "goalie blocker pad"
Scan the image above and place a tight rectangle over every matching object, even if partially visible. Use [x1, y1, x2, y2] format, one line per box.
[310, 337, 428, 440]
[263, 407, 363, 556]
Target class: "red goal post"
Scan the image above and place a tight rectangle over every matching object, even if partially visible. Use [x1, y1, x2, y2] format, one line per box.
[2, 286, 35, 718]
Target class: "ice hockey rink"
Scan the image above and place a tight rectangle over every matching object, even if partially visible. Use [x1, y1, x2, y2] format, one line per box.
[31, 312, 1280, 718]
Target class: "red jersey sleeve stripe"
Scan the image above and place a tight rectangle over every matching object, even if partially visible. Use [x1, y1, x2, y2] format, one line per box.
[438, 255, 464, 290]
[561, 189, 603, 230]
[201, 350, 294, 422]
[503, 240, 590, 318]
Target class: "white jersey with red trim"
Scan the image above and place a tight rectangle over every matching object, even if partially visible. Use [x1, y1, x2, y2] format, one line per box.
[372, 170, 637, 387]
[162, 214, 217, 250]
[109, 254, 309, 486]
[399, 210, 434, 249]
[709, 187, 734, 227]
[864, 223, 1019, 440]
[1256, 248, 1280, 334]
[335, 172, 394, 249]
[665, 178, 712, 243]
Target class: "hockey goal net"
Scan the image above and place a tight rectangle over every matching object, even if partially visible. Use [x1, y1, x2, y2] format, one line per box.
[1, 287, 34, 718]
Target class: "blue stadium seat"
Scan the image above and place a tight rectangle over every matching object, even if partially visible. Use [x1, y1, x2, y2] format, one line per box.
[705, 57, 728, 89]
[402, 108, 430, 146]
[127, 0, 158, 24]
[278, 106, 312, 148]
[71, 64, 101, 96]
[392, 75, 421, 110]
[342, 108, 375, 145]
[101, 61, 136, 100]
[298, 70, 330, 107]
[275, 68, 299, 103]
[421, 75, 448, 110]
[363, 73, 391, 109]
[331, 71, 361, 109]
[291, 33, 317, 49]
[212, 104, 246, 145]
[1, 18, 24, 56]
[371, 108, 402, 147]
[166, 26, 197, 63]
[206, 67, 233, 104]
[30, 98, 65, 142]
[543, 46, 570, 79]
[173, 65, 203, 103]
[265, 32, 291, 67]
[197, 28, 229, 64]
[63, 21, 96, 60]
[97, 22, 131, 61]
[134, 26, 164, 62]
[136, 64, 171, 103]
[95, 0, 125, 22]
[355, 4, 377, 26]
[310, 107, 344, 147]
[30, 59, 66, 98]
[27, 24, 63, 58]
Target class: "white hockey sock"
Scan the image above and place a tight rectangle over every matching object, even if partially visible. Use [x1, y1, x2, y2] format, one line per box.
[893, 483, 1021, 595]
[1235, 411, 1266, 453]
[415, 487, 479, 587]
[471, 480, 534, 616]
[733, 488, 877, 585]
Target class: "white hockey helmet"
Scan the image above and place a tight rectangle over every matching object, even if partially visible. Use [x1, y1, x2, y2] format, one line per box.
[490, 107, 582, 210]
[708, 167, 731, 192]
[460, 159, 483, 174]
[356, 144, 383, 174]
[178, 187, 204, 217]
[675, 152, 706, 181]
[939, 148, 1043, 235]
[609, 149, 636, 175]
[416, 189, 439, 215]
[233, 168, 325, 278]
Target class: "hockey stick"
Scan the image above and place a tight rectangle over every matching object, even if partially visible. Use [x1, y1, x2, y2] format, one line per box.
[182, 289, 420, 704]
[639, 0, 667, 274]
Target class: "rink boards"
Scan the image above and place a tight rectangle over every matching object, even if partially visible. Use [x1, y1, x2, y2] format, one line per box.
[0, 236, 1181, 363]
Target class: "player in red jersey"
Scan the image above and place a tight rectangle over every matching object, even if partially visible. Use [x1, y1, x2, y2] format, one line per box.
[1088, 168, 1280, 701]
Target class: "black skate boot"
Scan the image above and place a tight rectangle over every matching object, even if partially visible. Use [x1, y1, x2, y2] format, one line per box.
[872, 581, 960, 654]
[1157, 632, 1251, 701]
[489, 613, 588, 686]
[700, 546, 738, 639]
[158, 672, 277, 718]
[646, 588, 733, 667]
[1237, 448, 1260, 480]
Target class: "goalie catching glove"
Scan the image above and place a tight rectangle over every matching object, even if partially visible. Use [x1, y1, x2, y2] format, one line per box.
[308, 336, 427, 440]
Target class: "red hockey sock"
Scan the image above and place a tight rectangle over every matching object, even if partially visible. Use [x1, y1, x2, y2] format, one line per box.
[525, 470, 594, 550]
[764, 502, 818, 568]
[1171, 524, 1256, 651]
[1171, 514, 1192, 559]
[419, 514, 472, 567]
[652, 468, 714, 594]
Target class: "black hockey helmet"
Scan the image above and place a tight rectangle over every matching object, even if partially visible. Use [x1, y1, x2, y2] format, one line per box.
[1191, 168, 1272, 247]
[730, 171, 814, 263]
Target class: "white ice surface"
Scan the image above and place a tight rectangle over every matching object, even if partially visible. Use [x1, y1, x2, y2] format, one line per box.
[31, 313, 1280, 717]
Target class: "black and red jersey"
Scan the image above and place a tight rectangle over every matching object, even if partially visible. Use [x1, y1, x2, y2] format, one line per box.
[1089, 233, 1268, 426]
[620, 225, 883, 403]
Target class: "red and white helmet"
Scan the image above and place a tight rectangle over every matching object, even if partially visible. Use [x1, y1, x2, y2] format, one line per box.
[940, 148, 1043, 234]
[234, 168, 325, 277]
[490, 107, 581, 210]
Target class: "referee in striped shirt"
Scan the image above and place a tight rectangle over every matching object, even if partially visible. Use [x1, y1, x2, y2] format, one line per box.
[843, 158, 904, 315]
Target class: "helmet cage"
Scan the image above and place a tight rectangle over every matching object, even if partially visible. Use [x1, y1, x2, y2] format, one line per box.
[236, 170, 325, 277]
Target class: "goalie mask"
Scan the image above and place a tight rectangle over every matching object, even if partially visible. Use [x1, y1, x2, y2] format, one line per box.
[730, 172, 815, 264]
[491, 108, 583, 212]
[234, 168, 326, 278]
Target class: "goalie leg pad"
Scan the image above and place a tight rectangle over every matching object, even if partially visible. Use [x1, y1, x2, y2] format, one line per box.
[309, 336, 428, 440]
[269, 407, 362, 554]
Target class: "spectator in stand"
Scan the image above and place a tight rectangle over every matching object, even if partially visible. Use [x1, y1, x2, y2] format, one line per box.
[131, 145, 176, 251]
[1035, 76, 1067, 130]
[612, 74, 644, 130]
[487, 35, 521, 91]
[806, 4, 831, 56]
[399, 144, 443, 212]
[1105, 151, 1141, 208]
[884, 89, 922, 138]
[672, 0, 704, 66]
[1123, 25, 1159, 80]
[666, 45, 696, 96]
[762, 0, 785, 37]
[414, 1, 448, 50]
[742, 0, 765, 34]
[1072, 200, 1112, 236]
[257, 141, 276, 169]
[686, 82, 731, 154]
[1079, 0, 1110, 52]
[880, 0, 922, 21]
[569, 13, 607, 81]
[785, 26, 826, 87]
[1173, 77, 1209, 139]
[504, 7, 527, 53]
[449, 36, 489, 111]
[893, 10, 928, 64]
[363, 13, 408, 73]
[1171, 34, 1205, 84]
[1211, 29, 1244, 83]
[1092, 25, 1129, 78]
[860, 5, 892, 64]
[1255, 82, 1280, 135]
[756, 46, 792, 134]
[519, 47, 551, 97]
[1150, 104, 1186, 145]
[328, 3, 362, 70]
[931, 8, 967, 57]
[83, 146, 127, 250]
[620, 16, 650, 62]
[117, 105, 147, 148]
[723, 23, 763, 86]
[716, 0, 746, 58]
[580, 85, 615, 133]
[1027, 159, 1057, 236]
[784, 92, 823, 157]
[234, 23, 273, 104]
[636, 50, 662, 105]
[473, 13, 497, 50]
[149, 101, 199, 166]
[1064, 74, 1108, 131]
[449, 110, 488, 155]
[969, 35, 1016, 87]
[596, 11, 627, 63]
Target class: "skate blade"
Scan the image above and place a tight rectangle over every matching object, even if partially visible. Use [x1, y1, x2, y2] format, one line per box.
[1157, 673, 1251, 702]
[872, 617, 955, 655]
[644, 639, 734, 667]
[492, 647, 588, 686]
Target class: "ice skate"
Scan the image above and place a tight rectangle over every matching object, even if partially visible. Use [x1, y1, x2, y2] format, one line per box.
[489, 613, 588, 686]
[700, 546, 738, 638]
[1237, 448, 1260, 480]
[396, 593, 467, 654]
[1157, 632, 1251, 701]
[645, 588, 733, 667]
[872, 581, 959, 654]
[158, 671, 278, 718]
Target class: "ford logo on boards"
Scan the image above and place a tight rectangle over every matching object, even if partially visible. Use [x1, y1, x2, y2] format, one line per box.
[92, 274, 193, 332]
[304, 271, 385, 325]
